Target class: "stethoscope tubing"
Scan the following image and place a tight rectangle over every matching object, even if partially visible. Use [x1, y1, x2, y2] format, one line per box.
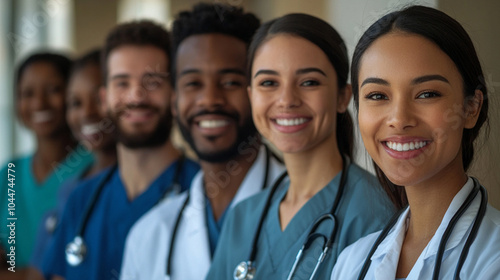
[165, 146, 274, 276]
[356, 178, 487, 280]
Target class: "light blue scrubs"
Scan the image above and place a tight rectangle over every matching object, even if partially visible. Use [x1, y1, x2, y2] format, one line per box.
[0, 146, 94, 268]
[41, 158, 199, 280]
[207, 163, 395, 280]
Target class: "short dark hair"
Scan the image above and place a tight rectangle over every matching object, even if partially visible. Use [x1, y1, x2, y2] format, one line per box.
[170, 2, 260, 86]
[351, 5, 489, 209]
[71, 48, 101, 77]
[16, 52, 72, 89]
[247, 13, 354, 159]
[101, 20, 170, 84]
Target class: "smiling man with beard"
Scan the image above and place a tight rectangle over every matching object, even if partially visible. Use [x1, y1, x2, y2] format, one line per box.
[41, 21, 199, 280]
[120, 4, 285, 280]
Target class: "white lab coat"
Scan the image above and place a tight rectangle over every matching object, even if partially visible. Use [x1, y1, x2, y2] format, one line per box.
[331, 177, 500, 280]
[120, 146, 285, 280]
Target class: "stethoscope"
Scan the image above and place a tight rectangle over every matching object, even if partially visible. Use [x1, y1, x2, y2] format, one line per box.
[65, 156, 185, 267]
[165, 145, 278, 277]
[357, 177, 488, 280]
[233, 155, 349, 280]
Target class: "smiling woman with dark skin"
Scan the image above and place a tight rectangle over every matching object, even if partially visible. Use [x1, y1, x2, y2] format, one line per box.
[0, 53, 93, 278]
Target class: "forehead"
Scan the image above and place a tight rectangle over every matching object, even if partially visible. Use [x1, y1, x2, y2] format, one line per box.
[252, 35, 332, 73]
[20, 62, 62, 83]
[175, 34, 247, 74]
[107, 45, 168, 77]
[359, 33, 461, 83]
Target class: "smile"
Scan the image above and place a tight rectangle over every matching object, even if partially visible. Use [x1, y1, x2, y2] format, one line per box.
[32, 111, 54, 123]
[275, 118, 309, 126]
[198, 119, 230, 128]
[81, 123, 101, 135]
[385, 141, 429, 152]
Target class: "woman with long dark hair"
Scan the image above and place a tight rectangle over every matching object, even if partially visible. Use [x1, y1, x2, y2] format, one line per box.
[332, 6, 500, 279]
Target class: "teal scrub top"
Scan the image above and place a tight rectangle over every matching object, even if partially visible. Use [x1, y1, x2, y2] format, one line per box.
[0, 146, 94, 267]
[206, 163, 396, 280]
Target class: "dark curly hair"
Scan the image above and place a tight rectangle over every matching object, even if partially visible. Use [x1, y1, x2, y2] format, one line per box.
[71, 48, 101, 76]
[101, 20, 170, 84]
[170, 2, 260, 86]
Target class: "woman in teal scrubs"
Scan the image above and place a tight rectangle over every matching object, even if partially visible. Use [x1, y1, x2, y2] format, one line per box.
[0, 53, 93, 271]
[207, 13, 395, 280]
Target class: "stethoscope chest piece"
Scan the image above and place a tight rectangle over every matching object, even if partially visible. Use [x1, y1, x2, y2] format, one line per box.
[65, 236, 87, 266]
[234, 261, 255, 280]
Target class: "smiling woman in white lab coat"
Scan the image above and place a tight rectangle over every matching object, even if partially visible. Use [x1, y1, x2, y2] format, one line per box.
[332, 6, 500, 280]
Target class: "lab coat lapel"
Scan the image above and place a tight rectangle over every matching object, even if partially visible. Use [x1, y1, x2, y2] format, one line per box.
[372, 208, 410, 280]
[229, 146, 269, 208]
[172, 173, 212, 280]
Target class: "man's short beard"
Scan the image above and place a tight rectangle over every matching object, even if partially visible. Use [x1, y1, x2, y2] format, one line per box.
[108, 109, 172, 149]
[177, 114, 258, 163]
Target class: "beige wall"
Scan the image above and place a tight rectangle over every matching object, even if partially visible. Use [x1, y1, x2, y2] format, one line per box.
[439, 0, 500, 208]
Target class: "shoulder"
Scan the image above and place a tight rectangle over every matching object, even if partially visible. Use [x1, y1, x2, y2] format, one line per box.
[332, 231, 381, 278]
[128, 192, 189, 241]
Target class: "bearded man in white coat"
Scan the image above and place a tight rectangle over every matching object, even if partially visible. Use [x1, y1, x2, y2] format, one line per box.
[120, 3, 285, 280]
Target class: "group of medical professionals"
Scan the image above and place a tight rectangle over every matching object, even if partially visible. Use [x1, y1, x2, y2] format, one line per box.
[0, 2, 499, 280]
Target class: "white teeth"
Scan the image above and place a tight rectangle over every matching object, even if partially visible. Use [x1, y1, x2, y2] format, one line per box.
[276, 118, 308, 126]
[386, 141, 428, 152]
[199, 120, 229, 128]
[82, 123, 100, 135]
[32, 111, 54, 123]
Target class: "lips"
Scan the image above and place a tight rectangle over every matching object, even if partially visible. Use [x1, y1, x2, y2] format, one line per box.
[275, 118, 309, 126]
[32, 110, 54, 123]
[198, 119, 230, 128]
[385, 140, 429, 152]
[382, 138, 431, 159]
[81, 123, 101, 136]
[271, 115, 312, 133]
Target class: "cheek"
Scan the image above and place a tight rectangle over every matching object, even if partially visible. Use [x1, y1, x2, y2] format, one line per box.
[358, 107, 380, 150]
[249, 92, 268, 128]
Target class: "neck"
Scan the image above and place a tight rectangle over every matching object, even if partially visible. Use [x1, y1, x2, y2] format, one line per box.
[396, 157, 468, 277]
[32, 134, 77, 183]
[203, 144, 260, 221]
[86, 147, 117, 178]
[279, 134, 343, 231]
[118, 140, 180, 201]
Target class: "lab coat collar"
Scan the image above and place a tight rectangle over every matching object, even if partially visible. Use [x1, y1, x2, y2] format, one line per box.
[421, 177, 476, 259]
[369, 177, 477, 278]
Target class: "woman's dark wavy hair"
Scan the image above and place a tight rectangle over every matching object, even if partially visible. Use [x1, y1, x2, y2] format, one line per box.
[170, 2, 260, 87]
[351, 5, 489, 209]
[247, 13, 354, 159]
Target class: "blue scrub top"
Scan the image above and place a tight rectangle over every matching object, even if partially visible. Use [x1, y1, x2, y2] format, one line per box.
[41, 158, 199, 280]
[206, 163, 396, 280]
[0, 146, 94, 268]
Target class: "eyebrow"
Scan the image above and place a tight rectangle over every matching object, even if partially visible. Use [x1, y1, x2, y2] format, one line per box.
[253, 67, 326, 78]
[180, 68, 246, 77]
[361, 74, 450, 87]
[109, 72, 169, 81]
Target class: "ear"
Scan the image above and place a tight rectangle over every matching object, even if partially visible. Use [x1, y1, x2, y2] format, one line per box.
[171, 90, 178, 117]
[464, 89, 483, 129]
[99, 86, 108, 114]
[337, 84, 352, 113]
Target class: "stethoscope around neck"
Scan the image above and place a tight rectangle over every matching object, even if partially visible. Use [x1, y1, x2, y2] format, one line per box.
[356, 177, 488, 280]
[65, 156, 185, 267]
[233, 154, 349, 280]
[165, 145, 277, 277]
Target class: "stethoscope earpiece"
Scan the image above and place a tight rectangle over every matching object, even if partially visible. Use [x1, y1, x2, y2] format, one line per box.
[234, 261, 255, 280]
[65, 236, 87, 267]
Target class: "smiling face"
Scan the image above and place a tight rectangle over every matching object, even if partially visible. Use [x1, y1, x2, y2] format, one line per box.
[358, 33, 481, 187]
[17, 61, 68, 138]
[250, 35, 348, 154]
[102, 45, 172, 149]
[67, 63, 115, 151]
[173, 33, 256, 162]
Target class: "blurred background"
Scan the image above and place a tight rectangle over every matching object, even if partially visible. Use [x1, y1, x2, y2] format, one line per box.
[1, 0, 499, 208]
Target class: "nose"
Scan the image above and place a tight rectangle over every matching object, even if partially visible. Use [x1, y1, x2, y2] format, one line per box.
[277, 84, 301, 109]
[32, 90, 48, 110]
[126, 81, 149, 104]
[386, 98, 417, 130]
[197, 82, 225, 108]
[82, 97, 100, 120]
